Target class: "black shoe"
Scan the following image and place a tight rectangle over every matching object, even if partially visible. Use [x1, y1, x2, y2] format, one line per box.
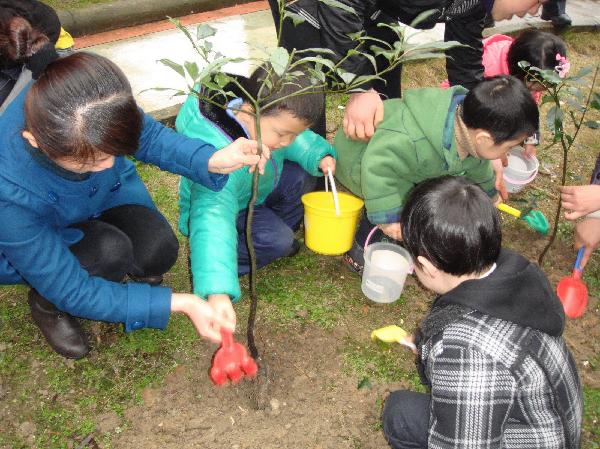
[342, 240, 365, 275]
[28, 290, 90, 359]
[286, 240, 301, 258]
[128, 274, 163, 286]
[541, 11, 572, 27]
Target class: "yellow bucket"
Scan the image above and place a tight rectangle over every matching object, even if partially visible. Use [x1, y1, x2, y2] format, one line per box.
[301, 191, 364, 255]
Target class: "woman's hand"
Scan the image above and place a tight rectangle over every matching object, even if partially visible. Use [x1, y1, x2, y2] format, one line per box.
[574, 218, 600, 269]
[560, 184, 600, 220]
[208, 138, 271, 175]
[343, 89, 384, 142]
[171, 293, 235, 343]
[378, 222, 402, 241]
[319, 156, 336, 176]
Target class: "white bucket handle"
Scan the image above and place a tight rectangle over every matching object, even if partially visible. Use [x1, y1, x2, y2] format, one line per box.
[364, 225, 414, 274]
[324, 169, 340, 216]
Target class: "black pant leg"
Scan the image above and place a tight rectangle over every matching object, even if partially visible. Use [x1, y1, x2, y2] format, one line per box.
[97, 205, 179, 278]
[364, 13, 403, 100]
[382, 390, 430, 449]
[69, 221, 134, 282]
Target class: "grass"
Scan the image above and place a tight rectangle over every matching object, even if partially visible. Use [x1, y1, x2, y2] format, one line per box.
[1, 31, 599, 449]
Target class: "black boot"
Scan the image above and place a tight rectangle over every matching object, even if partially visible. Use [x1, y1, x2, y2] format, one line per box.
[28, 290, 90, 359]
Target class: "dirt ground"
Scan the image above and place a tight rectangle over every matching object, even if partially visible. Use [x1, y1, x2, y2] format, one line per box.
[112, 255, 600, 449]
[112, 326, 397, 449]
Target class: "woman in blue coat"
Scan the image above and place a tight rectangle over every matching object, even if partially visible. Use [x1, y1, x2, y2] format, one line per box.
[0, 50, 265, 359]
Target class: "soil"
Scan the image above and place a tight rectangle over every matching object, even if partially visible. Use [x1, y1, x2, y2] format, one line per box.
[112, 326, 400, 449]
[110, 229, 600, 449]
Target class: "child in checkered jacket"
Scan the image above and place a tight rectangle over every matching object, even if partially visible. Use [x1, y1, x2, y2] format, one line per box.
[382, 176, 582, 449]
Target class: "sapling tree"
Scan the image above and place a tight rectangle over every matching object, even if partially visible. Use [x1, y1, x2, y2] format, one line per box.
[158, 1, 459, 406]
[518, 60, 600, 265]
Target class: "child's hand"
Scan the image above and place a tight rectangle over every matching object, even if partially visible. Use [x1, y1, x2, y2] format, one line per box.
[343, 89, 384, 142]
[523, 144, 537, 159]
[491, 158, 508, 201]
[319, 156, 336, 176]
[560, 184, 600, 220]
[208, 138, 271, 175]
[378, 222, 402, 241]
[171, 293, 235, 343]
[208, 294, 237, 329]
[574, 218, 600, 269]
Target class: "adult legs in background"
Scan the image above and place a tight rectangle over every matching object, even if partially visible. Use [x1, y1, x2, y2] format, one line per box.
[28, 205, 179, 358]
[542, 0, 572, 27]
[364, 12, 403, 100]
[382, 390, 430, 449]
[267, 0, 326, 137]
[237, 161, 316, 274]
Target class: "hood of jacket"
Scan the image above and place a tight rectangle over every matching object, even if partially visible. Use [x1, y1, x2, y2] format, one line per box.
[395, 86, 467, 168]
[434, 248, 565, 336]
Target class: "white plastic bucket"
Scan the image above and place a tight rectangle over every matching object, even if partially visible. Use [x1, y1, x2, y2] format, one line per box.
[503, 146, 539, 193]
[361, 241, 412, 304]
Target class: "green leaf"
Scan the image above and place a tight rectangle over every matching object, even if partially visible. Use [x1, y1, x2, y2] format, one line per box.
[283, 11, 306, 26]
[318, 0, 357, 16]
[565, 134, 574, 145]
[409, 9, 439, 28]
[214, 72, 231, 88]
[196, 23, 216, 40]
[568, 65, 593, 80]
[336, 70, 356, 85]
[184, 61, 199, 81]
[546, 105, 564, 133]
[294, 47, 336, 55]
[401, 51, 447, 63]
[158, 58, 185, 78]
[591, 92, 600, 111]
[518, 60, 531, 69]
[584, 120, 600, 129]
[357, 377, 372, 390]
[269, 46, 289, 76]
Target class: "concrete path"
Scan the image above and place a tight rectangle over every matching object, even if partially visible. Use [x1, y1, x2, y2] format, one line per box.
[72, 0, 600, 118]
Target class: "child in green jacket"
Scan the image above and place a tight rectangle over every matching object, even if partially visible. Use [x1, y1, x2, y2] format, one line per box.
[335, 75, 539, 273]
[177, 66, 336, 328]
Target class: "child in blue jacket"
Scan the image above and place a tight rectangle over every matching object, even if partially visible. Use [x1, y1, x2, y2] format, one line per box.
[177, 65, 336, 328]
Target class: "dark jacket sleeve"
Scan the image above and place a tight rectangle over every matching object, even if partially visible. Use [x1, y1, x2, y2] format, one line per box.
[444, 3, 486, 89]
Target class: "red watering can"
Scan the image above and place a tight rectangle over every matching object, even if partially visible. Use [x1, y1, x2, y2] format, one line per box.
[210, 328, 257, 386]
[556, 247, 589, 319]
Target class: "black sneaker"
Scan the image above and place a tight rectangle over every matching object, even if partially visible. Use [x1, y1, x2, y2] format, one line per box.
[541, 11, 572, 27]
[286, 239, 301, 257]
[342, 241, 365, 275]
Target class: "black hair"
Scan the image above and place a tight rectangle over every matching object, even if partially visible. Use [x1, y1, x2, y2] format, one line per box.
[508, 29, 567, 82]
[462, 75, 539, 144]
[401, 176, 501, 276]
[25, 52, 142, 162]
[239, 63, 324, 126]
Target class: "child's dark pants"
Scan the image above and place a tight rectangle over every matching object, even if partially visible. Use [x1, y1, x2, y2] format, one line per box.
[236, 161, 317, 275]
[382, 390, 430, 449]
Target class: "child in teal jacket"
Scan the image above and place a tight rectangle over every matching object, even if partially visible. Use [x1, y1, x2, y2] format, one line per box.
[335, 76, 539, 273]
[177, 66, 336, 327]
